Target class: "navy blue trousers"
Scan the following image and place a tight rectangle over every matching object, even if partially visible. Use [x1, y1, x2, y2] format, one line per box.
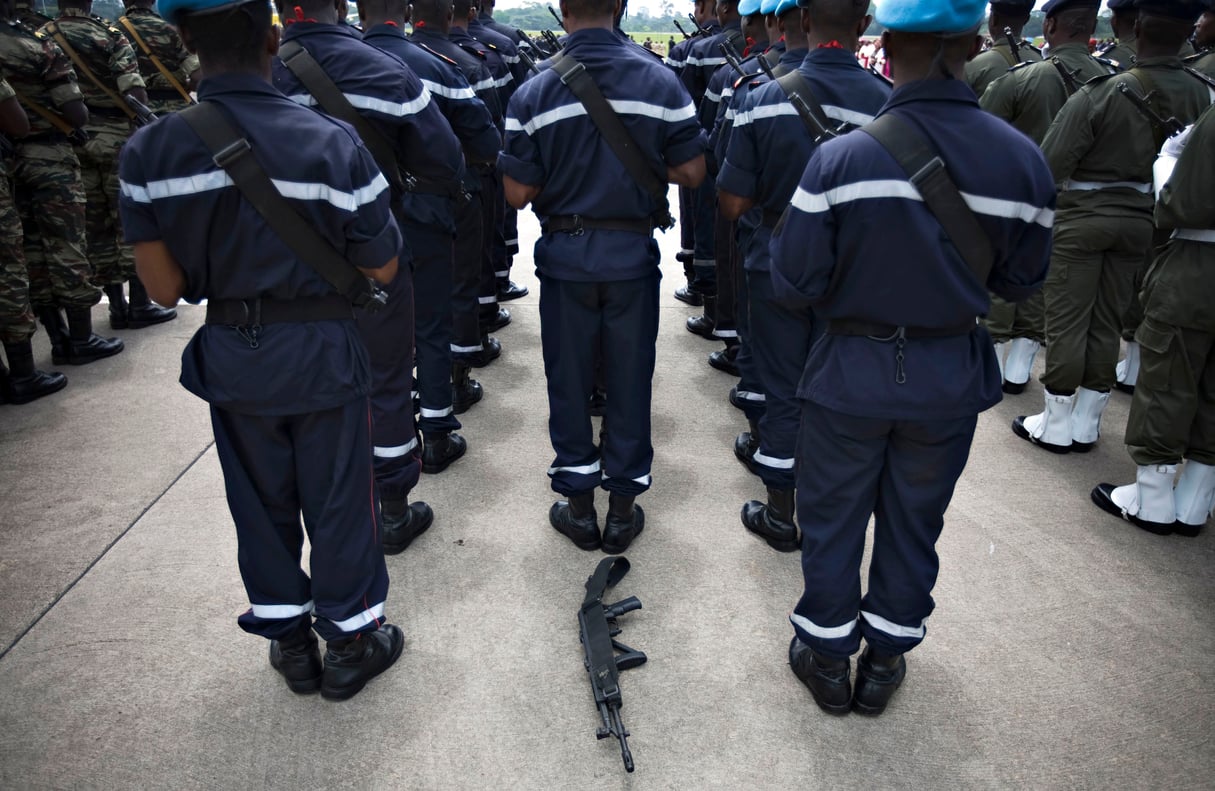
[678, 185, 694, 258]
[690, 181, 716, 292]
[356, 266, 421, 500]
[405, 220, 461, 434]
[790, 402, 977, 658]
[212, 398, 389, 642]
[540, 272, 659, 497]
[478, 171, 500, 329]
[451, 192, 484, 359]
[748, 269, 815, 488]
[711, 214, 737, 339]
[733, 259, 764, 424]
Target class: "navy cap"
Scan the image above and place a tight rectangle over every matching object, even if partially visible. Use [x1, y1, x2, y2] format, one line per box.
[1106, 0, 1136, 9]
[1041, 0, 1100, 16]
[989, 0, 1035, 10]
[874, 0, 986, 33]
[1134, 0, 1206, 17]
[159, 0, 262, 23]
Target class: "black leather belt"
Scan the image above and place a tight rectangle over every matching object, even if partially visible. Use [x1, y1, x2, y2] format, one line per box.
[542, 215, 653, 236]
[205, 295, 353, 326]
[826, 318, 977, 339]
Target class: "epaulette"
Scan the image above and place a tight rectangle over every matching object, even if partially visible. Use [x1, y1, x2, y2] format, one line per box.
[1182, 49, 1212, 64]
[458, 42, 487, 59]
[416, 41, 458, 67]
[867, 65, 893, 86]
[1008, 59, 1035, 73]
[1093, 56, 1123, 73]
[482, 41, 500, 52]
[1096, 41, 1115, 56]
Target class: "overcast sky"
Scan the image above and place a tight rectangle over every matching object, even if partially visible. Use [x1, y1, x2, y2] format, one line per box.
[495, 0, 1068, 13]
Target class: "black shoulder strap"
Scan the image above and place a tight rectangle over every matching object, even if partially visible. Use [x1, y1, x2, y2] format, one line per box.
[278, 39, 403, 194]
[862, 113, 994, 288]
[775, 71, 836, 138]
[177, 101, 383, 310]
[549, 53, 674, 230]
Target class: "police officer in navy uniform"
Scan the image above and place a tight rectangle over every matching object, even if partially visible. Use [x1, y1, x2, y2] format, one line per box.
[410, 0, 504, 381]
[500, 0, 707, 553]
[719, 0, 890, 552]
[771, 0, 1055, 715]
[360, 0, 501, 467]
[271, 0, 465, 551]
[119, 0, 406, 699]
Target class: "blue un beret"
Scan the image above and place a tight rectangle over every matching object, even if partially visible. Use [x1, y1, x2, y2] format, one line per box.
[774, 0, 798, 14]
[158, 0, 260, 24]
[1134, 0, 1206, 18]
[760, 0, 780, 14]
[874, 0, 986, 32]
[1040, 0, 1100, 16]
[739, 0, 762, 16]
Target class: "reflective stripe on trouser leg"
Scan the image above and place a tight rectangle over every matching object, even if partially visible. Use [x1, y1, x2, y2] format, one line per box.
[791, 402, 886, 658]
[749, 270, 814, 490]
[540, 274, 603, 496]
[859, 412, 977, 655]
[451, 194, 483, 360]
[407, 219, 462, 433]
[1042, 216, 1151, 394]
[213, 399, 388, 642]
[357, 265, 421, 500]
[600, 273, 660, 497]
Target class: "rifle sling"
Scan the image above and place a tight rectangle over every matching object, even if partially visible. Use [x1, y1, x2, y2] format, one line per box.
[117, 16, 193, 104]
[10, 87, 77, 136]
[45, 22, 137, 121]
[177, 101, 376, 308]
[549, 53, 673, 230]
[278, 40, 404, 195]
[862, 113, 995, 289]
[774, 71, 834, 139]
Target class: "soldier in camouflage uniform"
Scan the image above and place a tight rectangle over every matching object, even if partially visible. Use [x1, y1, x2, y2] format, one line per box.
[1013, 0, 1212, 455]
[42, 0, 175, 330]
[964, 0, 1042, 99]
[117, 0, 197, 115]
[1, 2, 122, 366]
[978, 0, 1111, 395]
[13, 0, 50, 28]
[1092, 102, 1215, 537]
[0, 70, 67, 403]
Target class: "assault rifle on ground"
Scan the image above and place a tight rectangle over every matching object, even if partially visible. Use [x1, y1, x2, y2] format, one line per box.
[577, 557, 647, 773]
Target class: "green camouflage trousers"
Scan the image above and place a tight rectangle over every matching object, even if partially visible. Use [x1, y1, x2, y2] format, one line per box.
[0, 165, 36, 343]
[1042, 214, 1153, 394]
[1126, 239, 1215, 467]
[75, 119, 135, 287]
[11, 140, 99, 311]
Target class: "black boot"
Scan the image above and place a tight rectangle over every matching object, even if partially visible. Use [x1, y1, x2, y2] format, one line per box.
[734, 419, 760, 475]
[481, 306, 511, 333]
[497, 280, 528, 302]
[601, 492, 645, 554]
[674, 284, 703, 307]
[268, 620, 322, 694]
[36, 307, 70, 360]
[320, 623, 405, 701]
[451, 362, 483, 414]
[789, 637, 852, 716]
[56, 307, 124, 365]
[103, 283, 129, 330]
[708, 342, 740, 376]
[421, 430, 467, 474]
[126, 276, 177, 328]
[741, 487, 799, 552]
[468, 335, 501, 368]
[1, 340, 67, 405]
[549, 490, 600, 550]
[852, 646, 907, 717]
[686, 295, 717, 340]
[588, 387, 607, 417]
[381, 496, 434, 555]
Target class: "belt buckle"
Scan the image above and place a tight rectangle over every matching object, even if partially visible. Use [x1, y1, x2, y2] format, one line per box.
[569, 214, 585, 237]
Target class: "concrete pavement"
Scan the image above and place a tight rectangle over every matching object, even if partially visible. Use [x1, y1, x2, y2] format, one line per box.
[0, 208, 1212, 790]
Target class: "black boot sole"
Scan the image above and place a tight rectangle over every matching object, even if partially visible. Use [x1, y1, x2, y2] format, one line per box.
[321, 627, 405, 701]
[1090, 484, 1176, 536]
[3, 374, 68, 405]
[1001, 380, 1027, 395]
[740, 503, 800, 552]
[422, 446, 467, 475]
[549, 502, 602, 550]
[1011, 417, 1071, 454]
[52, 347, 125, 366]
